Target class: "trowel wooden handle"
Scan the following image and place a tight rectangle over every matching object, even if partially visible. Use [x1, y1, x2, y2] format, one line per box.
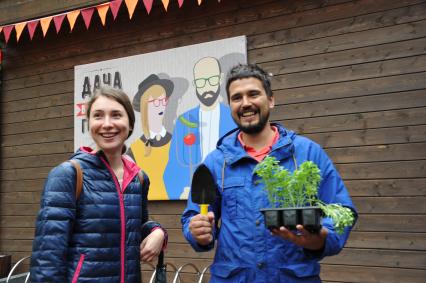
[200, 204, 209, 215]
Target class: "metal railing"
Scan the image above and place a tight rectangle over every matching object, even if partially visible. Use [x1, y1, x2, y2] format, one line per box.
[146, 261, 179, 283]
[4, 256, 30, 283]
[142, 261, 211, 283]
[172, 262, 200, 283]
[197, 264, 211, 283]
[5, 256, 211, 283]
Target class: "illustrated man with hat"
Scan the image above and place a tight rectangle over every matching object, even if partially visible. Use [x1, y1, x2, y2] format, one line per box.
[127, 74, 174, 200]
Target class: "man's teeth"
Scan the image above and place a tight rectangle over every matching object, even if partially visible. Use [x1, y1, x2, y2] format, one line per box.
[102, 133, 116, 138]
[242, 111, 255, 117]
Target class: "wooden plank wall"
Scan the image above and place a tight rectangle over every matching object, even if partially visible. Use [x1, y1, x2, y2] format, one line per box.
[1, 0, 425, 282]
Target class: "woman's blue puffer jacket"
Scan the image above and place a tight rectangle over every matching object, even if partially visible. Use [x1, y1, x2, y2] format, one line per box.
[30, 147, 162, 283]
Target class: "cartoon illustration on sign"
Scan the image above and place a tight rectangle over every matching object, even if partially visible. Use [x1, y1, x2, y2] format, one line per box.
[74, 36, 247, 200]
[127, 74, 176, 200]
[164, 57, 236, 200]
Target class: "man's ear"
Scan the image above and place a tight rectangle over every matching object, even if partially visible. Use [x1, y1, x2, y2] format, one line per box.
[219, 73, 224, 84]
[269, 96, 275, 109]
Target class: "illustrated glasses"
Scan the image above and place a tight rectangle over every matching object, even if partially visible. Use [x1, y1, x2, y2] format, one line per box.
[193, 75, 220, 88]
[148, 97, 169, 107]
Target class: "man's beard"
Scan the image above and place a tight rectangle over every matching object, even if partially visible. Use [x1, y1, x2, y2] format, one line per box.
[235, 107, 270, 134]
[196, 89, 220, 107]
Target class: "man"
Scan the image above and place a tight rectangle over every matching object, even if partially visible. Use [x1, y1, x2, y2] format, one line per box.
[181, 64, 357, 282]
[164, 57, 236, 200]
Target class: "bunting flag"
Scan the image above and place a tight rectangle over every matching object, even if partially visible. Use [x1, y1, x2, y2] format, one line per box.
[27, 20, 39, 40]
[15, 22, 26, 42]
[125, 0, 138, 19]
[110, 0, 123, 20]
[40, 16, 52, 37]
[0, 0, 215, 45]
[81, 8, 95, 29]
[3, 25, 14, 44]
[97, 4, 110, 26]
[53, 14, 66, 34]
[143, 0, 154, 14]
[161, 0, 170, 11]
[67, 10, 80, 32]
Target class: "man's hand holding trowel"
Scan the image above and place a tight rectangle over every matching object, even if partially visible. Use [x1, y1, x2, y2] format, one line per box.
[189, 212, 215, 246]
[189, 164, 217, 246]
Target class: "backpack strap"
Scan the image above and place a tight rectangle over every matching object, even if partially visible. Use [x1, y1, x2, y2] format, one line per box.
[68, 160, 83, 200]
[137, 170, 144, 186]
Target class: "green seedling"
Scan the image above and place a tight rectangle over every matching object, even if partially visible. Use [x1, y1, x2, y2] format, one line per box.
[255, 156, 355, 235]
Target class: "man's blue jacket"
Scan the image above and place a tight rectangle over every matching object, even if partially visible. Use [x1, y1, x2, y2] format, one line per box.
[181, 124, 357, 282]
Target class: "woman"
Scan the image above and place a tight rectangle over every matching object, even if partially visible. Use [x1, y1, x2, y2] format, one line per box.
[30, 87, 167, 283]
[128, 74, 174, 200]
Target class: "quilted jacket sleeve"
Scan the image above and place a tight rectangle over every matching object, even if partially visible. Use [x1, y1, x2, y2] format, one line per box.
[30, 162, 77, 283]
[140, 171, 150, 225]
[140, 172, 168, 247]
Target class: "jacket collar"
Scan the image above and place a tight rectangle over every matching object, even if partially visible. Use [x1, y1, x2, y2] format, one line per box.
[73, 146, 141, 176]
[218, 123, 295, 165]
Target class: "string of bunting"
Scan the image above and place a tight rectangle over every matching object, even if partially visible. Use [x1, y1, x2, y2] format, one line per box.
[0, 0, 211, 45]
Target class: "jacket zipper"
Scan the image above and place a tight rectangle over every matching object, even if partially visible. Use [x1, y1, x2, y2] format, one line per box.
[100, 157, 127, 283]
[71, 254, 85, 283]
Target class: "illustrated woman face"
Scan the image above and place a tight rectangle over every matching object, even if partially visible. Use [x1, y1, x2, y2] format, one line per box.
[141, 85, 168, 133]
[89, 95, 130, 154]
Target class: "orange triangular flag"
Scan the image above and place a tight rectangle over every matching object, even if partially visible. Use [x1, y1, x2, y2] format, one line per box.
[0, 27, 3, 34]
[67, 10, 80, 32]
[197, 0, 202, 5]
[142, 0, 153, 14]
[97, 3, 110, 26]
[40, 16, 53, 37]
[15, 22, 27, 42]
[125, 0, 138, 19]
[161, 0, 170, 11]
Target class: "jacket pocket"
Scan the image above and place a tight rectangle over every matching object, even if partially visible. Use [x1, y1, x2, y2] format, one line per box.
[279, 262, 320, 278]
[71, 254, 85, 283]
[222, 177, 245, 220]
[210, 263, 246, 281]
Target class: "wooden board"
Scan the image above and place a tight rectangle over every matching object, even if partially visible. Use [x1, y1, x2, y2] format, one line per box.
[1, 0, 425, 282]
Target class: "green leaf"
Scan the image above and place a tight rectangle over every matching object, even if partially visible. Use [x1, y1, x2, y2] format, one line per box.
[254, 156, 354, 234]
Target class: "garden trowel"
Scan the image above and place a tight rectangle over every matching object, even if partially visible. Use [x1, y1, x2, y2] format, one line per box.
[191, 164, 217, 215]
